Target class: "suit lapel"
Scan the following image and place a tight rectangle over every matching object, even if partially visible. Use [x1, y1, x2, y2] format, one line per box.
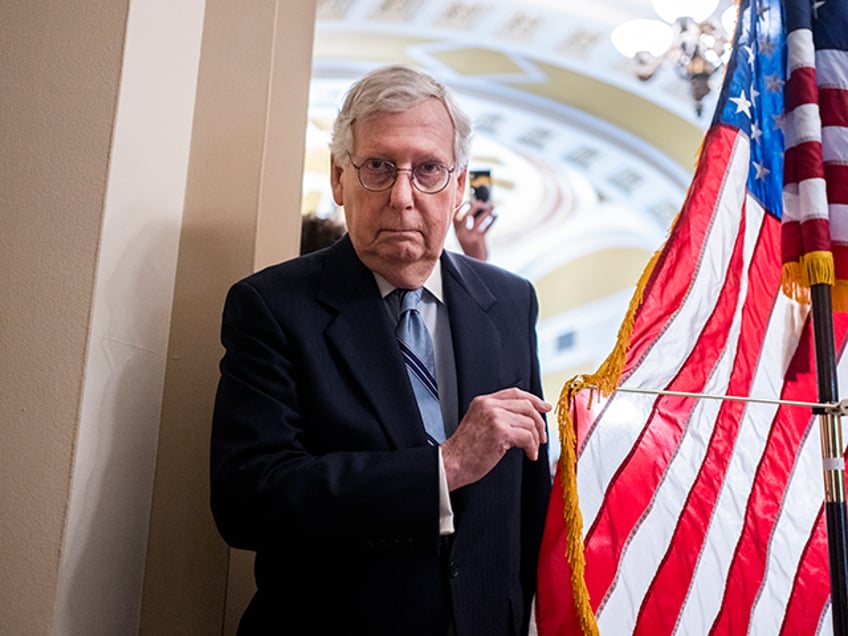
[317, 237, 426, 449]
[440, 252, 506, 414]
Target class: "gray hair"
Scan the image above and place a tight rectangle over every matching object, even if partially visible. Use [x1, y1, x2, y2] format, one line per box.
[330, 65, 472, 169]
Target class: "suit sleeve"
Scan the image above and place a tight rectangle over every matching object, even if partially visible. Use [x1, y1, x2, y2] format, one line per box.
[210, 280, 441, 552]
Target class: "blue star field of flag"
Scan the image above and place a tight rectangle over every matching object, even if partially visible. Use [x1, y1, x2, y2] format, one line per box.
[715, 0, 785, 219]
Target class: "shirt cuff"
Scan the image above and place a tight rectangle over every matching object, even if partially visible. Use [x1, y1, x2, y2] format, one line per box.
[437, 447, 455, 535]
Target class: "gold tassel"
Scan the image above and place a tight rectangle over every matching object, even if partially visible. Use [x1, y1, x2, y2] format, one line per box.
[555, 384, 598, 636]
[802, 250, 835, 287]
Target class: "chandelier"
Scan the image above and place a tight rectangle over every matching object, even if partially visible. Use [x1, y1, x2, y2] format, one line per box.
[611, 0, 736, 117]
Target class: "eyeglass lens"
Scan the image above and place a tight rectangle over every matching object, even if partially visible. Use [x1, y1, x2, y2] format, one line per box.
[356, 159, 450, 193]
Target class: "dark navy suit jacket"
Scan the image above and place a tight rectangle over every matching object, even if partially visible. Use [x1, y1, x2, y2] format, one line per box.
[210, 236, 551, 635]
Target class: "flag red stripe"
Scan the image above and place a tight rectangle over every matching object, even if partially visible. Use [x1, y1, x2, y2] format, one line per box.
[783, 140, 826, 184]
[782, 219, 804, 264]
[785, 66, 819, 112]
[826, 164, 848, 203]
[779, 506, 830, 636]
[583, 208, 748, 609]
[800, 216, 835, 253]
[633, 214, 781, 634]
[820, 87, 848, 127]
[834, 244, 848, 279]
[536, 469, 582, 636]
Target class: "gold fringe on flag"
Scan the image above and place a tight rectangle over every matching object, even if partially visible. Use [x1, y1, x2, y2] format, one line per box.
[555, 243, 665, 636]
[834, 279, 848, 313]
[780, 260, 811, 305]
[780, 250, 841, 308]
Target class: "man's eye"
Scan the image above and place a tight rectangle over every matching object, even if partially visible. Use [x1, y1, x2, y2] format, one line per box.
[417, 162, 440, 174]
[365, 159, 392, 172]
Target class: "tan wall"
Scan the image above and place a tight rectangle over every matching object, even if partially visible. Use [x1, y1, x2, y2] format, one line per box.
[0, 0, 315, 634]
[0, 1, 129, 633]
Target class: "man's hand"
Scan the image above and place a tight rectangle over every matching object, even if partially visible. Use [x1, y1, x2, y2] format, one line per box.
[453, 200, 496, 261]
[440, 387, 551, 491]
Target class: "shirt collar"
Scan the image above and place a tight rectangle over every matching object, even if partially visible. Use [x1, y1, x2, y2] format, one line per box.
[374, 263, 444, 304]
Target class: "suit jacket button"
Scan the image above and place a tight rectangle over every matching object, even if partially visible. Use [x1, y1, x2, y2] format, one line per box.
[448, 561, 460, 578]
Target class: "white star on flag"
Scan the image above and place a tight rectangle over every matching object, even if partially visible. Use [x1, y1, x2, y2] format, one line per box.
[730, 91, 753, 118]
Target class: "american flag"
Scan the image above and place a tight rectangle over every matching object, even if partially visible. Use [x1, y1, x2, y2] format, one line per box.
[535, 0, 848, 634]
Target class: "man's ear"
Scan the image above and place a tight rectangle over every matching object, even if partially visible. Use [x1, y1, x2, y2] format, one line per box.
[330, 155, 345, 205]
[454, 166, 468, 211]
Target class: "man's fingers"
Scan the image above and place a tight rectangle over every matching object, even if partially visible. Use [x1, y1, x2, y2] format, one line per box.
[504, 420, 544, 461]
[509, 411, 546, 453]
[491, 395, 550, 444]
[454, 200, 471, 220]
[489, 387, 551, 411]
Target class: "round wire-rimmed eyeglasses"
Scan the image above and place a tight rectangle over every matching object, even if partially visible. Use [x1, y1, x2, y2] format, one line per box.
[349, 156, 455, 194]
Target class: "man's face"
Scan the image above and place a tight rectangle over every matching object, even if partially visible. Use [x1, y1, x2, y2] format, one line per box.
[330, 98, 467, 288]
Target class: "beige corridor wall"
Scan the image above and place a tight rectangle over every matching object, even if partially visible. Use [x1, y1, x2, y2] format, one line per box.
[0, 1, 130, 633]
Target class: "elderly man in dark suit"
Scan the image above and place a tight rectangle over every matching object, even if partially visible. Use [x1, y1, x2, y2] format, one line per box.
[211, 64, 552, 636]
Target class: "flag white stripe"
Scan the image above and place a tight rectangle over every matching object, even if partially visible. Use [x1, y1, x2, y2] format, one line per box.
[830, 204, 848, 240]
[822, 125, 848, 162]
[784, 178, 829, 223]
[820, 603, 834, 636]
[784, 103, 823, 149]
[787, 28, 815, 73]
[817, 49, 848, 88]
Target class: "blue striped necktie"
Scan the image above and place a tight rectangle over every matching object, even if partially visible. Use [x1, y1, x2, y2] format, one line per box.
[393, 288, 446, 445]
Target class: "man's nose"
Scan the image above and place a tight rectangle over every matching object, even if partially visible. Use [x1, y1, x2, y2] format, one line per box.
[390, 168, 416, 207]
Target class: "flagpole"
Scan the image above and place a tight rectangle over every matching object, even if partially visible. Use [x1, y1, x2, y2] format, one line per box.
[811, 282, 848, 634]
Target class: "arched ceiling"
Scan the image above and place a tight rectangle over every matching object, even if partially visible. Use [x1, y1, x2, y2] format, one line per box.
[305, 0, 735, 394]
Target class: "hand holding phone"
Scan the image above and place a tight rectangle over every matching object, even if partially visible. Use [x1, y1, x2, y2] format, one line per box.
[456, 169, 496, 260]
[469, 170, 492, 216]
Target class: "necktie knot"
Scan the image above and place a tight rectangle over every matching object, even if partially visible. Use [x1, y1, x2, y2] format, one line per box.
[396, 288, 423, 319]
